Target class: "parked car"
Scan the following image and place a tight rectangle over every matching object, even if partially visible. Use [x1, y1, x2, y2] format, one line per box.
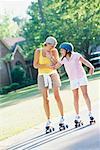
[89, 51, 100, 70]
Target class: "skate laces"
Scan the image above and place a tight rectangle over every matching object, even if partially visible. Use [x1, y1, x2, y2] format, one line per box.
[89, 112, 93, 118]
[75, 115, 80, 122]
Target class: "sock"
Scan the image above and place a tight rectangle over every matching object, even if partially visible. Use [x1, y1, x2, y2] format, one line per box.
[75, 114, 80, 120]
[89, 112, 92, 117]
[60, 116, 64, 123]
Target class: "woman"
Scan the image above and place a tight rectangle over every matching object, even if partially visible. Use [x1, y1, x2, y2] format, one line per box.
[33, 36, 66, 132]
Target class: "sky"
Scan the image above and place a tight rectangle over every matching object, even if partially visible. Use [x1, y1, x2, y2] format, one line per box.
[0, 0, 37, 18]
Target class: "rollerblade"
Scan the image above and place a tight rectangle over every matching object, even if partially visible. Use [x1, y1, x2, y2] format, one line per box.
[90, 116, 96, 125]
[89, 113, 96, 125]
[74, 116, 83, 128]
[59, 117, 68, 131]
[74, 120, 83, 128]
[45, 120, 55, 134]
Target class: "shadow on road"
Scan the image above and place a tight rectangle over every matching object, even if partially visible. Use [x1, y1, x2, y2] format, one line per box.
[7, 124, 91, 150]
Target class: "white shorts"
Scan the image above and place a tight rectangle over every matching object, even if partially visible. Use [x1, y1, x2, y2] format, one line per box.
[70, 77, 88, 90]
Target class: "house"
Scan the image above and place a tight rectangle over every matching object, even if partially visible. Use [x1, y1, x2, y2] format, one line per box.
[0, 37, 37, 88]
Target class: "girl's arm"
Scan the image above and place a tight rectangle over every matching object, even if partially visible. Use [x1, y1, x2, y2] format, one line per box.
[54, 62, 62, 69]
[33, 50, 52, 69]
[79, 56, 94, 75]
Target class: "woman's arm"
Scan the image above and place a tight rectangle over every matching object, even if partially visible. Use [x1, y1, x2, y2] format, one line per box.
[46, 48, 59, 64]
[79, 56, 94, 75]
[33, 50, 52, 69]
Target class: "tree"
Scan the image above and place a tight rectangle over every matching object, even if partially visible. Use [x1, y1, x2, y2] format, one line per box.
[0, 14, 20, 39]
[21, 0, 99, 59]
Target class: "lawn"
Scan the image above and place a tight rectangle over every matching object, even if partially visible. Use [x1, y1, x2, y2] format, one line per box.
[0, 71, 100, 141]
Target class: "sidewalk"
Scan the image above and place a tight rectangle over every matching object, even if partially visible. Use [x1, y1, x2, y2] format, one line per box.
[0, 100, 100, 150]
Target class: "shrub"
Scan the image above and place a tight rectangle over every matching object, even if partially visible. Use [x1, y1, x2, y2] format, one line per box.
[11, 66, 26, 84]
[10, 82, 20, 91]
[0, 86, 11, 94]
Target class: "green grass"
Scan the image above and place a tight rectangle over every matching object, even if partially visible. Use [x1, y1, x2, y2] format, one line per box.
[0, 85, 40, 108]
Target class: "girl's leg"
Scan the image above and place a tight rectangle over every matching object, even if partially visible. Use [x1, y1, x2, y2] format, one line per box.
[80, 85, 91, 112]
[53, 87, 64, 117]
[80, 85, 95, 124]
[73, 89, 83, 127]
[72, 88, 79, 115]
[41, 88, 50, 120]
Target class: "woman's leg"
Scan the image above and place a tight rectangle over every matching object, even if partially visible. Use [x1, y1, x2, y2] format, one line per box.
[72, 88, 79, 115]
[41, 88, 50, 120]
[80, 85, 91, 112]
[53, 87, 64, 116]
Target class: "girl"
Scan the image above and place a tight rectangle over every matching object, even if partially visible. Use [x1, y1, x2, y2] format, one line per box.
[33, 37, 67, 133]
[54, 42, 95, 127]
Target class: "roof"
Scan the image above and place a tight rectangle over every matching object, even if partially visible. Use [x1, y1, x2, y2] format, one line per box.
[1, 37, 25, 50]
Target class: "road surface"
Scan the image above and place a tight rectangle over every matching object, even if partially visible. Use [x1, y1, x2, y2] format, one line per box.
[0, 100, 100, 150]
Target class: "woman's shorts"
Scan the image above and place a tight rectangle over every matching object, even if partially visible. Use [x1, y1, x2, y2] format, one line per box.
[70, 77, 88, 90]
[38, 73, 61, 89]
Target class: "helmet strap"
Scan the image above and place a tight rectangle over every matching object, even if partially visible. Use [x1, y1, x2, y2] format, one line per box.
[61, 51, 68, 60]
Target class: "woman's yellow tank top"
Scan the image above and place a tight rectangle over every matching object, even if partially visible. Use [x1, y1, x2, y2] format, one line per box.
[38, 49, 55, 74]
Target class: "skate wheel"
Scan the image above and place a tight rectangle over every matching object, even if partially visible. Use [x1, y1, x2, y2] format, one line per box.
[75, 124, 77, 128]
[66, 125, 68, 128]
[52, 128, 55, 131]
[49, 129, 52, 132]
[78, 124, 80, 127]
[90, 120, 96, 125]
[90, 121, 93, 125]
[46, 130, 49, 134]
[59, 128, 62, 131]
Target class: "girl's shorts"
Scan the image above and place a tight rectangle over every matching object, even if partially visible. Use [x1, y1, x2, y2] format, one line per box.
[70, 77, 88, 90]
[38, 73, 61, 90]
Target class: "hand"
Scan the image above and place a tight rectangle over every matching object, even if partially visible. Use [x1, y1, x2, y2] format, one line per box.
[46, 52, 52, 59]
[89, 66, 94, 75]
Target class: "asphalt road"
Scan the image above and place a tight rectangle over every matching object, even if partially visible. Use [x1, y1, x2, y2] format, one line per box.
[30, 121, 99, 150]
[1, 100, 99, 150]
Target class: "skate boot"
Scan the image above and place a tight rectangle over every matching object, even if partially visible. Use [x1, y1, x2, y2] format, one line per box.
[89, 113, 96, 125]
[59, 116, 68, 131]
[45, 120, 55, 134]
[89, 115, 96, 125]
[74, 116, 83, 128]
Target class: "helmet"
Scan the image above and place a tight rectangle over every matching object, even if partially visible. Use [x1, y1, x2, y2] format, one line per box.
[59, 42, 74, 52]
